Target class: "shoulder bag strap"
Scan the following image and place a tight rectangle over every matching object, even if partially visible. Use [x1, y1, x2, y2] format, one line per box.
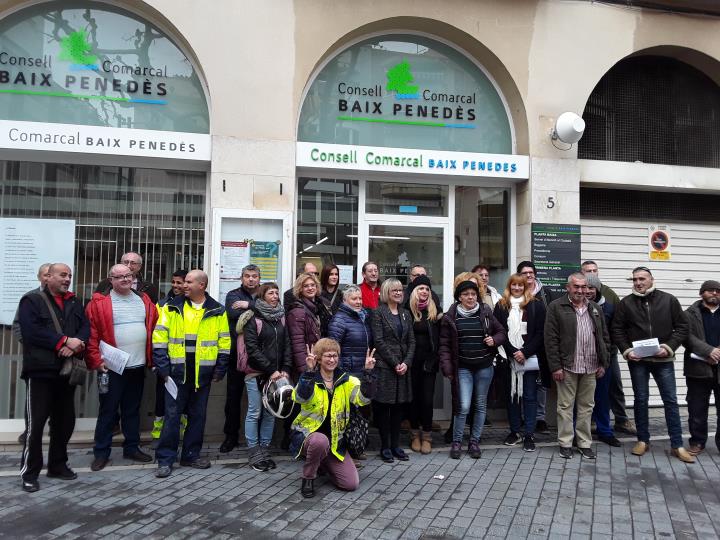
[38, 291, 63, 334]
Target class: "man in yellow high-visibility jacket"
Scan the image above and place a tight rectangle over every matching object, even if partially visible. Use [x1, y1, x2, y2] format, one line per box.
[153, 270, 230, 478]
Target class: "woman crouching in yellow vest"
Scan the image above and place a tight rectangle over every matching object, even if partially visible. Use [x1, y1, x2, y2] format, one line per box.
[290, 338, 377, 498]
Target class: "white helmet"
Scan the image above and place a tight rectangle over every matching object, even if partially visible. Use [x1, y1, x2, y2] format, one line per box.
[262, 376, 295, 418]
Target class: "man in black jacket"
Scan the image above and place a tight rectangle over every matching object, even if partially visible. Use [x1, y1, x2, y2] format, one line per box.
[17, 263, 90, 493]
[611, 266, 693, 463]
[683, 280, 720, 456]
[95, 251, 159, 304]
[219, 264, 261, 452]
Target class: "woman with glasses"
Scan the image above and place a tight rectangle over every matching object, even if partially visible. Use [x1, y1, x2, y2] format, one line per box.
[320, 264, 344, 315]
[290, 338, 377, 498]
[371, 278, 415, 463]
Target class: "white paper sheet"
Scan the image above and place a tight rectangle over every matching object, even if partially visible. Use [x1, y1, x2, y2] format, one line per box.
[99, 340, 130, 375]
[632, 338, 661, 358]
[691, 352, 708, 362]
[164, 377, 178, 400]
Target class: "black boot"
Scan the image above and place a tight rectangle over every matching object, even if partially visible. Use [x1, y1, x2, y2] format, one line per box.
[301, 478, 315, 498]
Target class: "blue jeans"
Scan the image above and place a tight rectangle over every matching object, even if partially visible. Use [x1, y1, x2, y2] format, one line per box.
[592, 368, 613, 437]
[507, 370, 538, 435]
[155, 378, 211, 466]
[453, 366, 494, 442]
[245, 377, 275, 447]
[94, 367, 145, 458]
[628, 361, 683, 448]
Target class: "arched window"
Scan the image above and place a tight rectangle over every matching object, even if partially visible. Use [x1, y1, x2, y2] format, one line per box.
[578, 56, 720, 168]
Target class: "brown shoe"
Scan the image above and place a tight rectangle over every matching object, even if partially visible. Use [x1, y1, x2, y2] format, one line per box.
[420, 431, 432, 454]
[410, 430, 421, 453]
[671, 447, 696, 463]
[687, 444, 704, 456]
[631, 441, 649, 456]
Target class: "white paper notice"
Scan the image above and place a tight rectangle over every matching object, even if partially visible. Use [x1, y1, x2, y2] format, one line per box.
[0, 218, 75, 325]
[691, 352, 708, 362]
[337, 265, 355, 285]
[165, 377, 178, 400]
[99, 340, 130, 374]
[632, 338, 661, 358]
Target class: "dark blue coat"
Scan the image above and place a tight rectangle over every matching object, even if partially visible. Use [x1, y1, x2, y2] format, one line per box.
[327, 303, 373, 377]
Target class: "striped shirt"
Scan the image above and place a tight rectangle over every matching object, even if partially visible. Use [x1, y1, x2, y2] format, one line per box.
[456, 312, 494, 370]
[569, 300, 598, 374]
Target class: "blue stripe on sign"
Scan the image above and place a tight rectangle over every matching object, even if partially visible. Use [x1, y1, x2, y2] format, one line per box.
[399, 205, 418, 214]
[444, 123, 476, 129]
[129, 98, 168, 105]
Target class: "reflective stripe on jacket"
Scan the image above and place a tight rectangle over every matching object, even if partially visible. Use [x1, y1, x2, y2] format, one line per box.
[152, 294, 231, 388]
[291, 369, 374, 461]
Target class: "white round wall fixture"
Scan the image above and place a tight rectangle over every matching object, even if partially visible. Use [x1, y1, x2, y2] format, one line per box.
[553, 112, 586, 144]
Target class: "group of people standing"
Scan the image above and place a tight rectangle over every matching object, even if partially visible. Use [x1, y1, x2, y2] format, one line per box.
[13, 251, 720, 499]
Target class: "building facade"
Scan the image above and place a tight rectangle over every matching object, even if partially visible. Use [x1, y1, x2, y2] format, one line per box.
[1, 0, 719, 432]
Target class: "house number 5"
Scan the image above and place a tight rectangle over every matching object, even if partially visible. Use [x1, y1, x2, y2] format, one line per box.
[547, 197, 555, 209]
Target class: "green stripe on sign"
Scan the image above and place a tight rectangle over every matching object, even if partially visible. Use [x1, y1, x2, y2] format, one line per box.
[337, 116, 445, 127]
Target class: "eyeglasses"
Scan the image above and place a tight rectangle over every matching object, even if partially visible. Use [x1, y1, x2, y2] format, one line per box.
[121, 260, 141, 266]
[520, 271, 535, 276]
[110, 274, 133, 281]
[390, 289, 404, 293]
[302, 283, 316, 288]
[321, 353, 338, 359]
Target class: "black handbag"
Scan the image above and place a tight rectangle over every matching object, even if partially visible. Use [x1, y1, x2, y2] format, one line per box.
[344, 404, 369, 456]
[38, 292, 88, 386]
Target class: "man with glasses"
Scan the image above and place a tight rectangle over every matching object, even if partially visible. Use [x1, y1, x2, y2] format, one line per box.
[96, 251, 159, 304]
[683, 280, 720, 456]
[471, 264, 501, 307]
[85, 264, 158, 471]
[611, 266, 693, 463]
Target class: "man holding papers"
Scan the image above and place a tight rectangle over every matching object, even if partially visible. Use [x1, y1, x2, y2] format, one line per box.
[153, 270, 230, 478]
[86, 264, 158, 471]
[683, 280, 720, 456]
[611, 266, 693, 462]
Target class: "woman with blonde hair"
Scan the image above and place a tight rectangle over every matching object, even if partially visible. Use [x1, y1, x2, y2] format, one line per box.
[371, 278, 415, 463]
[406, 276, 442, 454]
[493, 274, 546, 452]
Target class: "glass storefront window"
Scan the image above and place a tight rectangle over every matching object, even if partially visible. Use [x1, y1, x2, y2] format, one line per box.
[296, 178, 358, 280]
[366, 181, 448, 216]
[454, 186, 509, 287]
[0, 161, 206, 419]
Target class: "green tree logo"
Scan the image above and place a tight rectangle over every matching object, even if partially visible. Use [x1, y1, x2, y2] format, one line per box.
[386, 60, 418, 96]
[59, 30, 97, 65]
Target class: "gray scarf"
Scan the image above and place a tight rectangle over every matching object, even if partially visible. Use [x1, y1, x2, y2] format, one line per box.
[255, 299, 285, 321]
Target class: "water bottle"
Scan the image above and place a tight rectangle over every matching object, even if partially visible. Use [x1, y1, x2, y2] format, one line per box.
[98, 371, 110, 394]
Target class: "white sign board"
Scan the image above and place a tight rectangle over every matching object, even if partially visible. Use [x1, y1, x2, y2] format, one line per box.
[0, 218, 75, 325]
[337, 265, 355, 285]
[0, 120, 211, 161]
[296, 142, 529, 180]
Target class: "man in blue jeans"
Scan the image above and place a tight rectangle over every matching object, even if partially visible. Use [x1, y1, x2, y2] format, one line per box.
[611, 266, 694, 463]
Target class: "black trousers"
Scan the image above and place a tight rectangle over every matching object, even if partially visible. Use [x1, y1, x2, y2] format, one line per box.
[20, 377, 76, 481]
[222, 351, 245, 440]
[373, 401, 404, 450]
[154, 373, 166, 417]
[409, 367, 436, 432]
[686, 376, 720, 448]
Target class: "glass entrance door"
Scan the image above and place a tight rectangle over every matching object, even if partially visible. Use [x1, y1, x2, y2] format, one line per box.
[367, 224, 445, 305]
[363, 219, 453, 419]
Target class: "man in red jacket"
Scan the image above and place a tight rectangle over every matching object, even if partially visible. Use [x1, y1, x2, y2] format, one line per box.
[359, 261, 381, 310]
[85, 264, 158, 471]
